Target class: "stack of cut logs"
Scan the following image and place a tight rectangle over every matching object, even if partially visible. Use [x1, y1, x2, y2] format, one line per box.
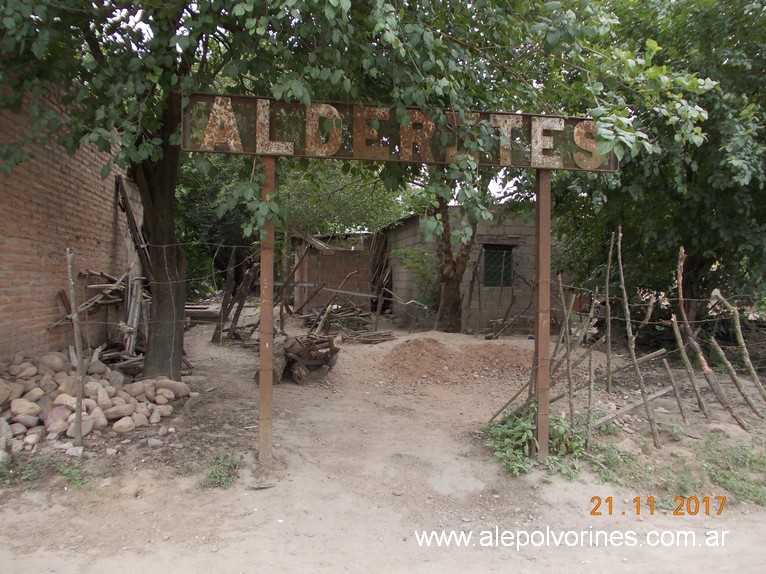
[299, 301, 371, 332]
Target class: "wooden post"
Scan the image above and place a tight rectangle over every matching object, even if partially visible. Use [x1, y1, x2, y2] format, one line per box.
[66, 248, 85, 448]
[534, 169, 551, 460]
[259, 156, 276, 465]
[605, 232, 615, 393]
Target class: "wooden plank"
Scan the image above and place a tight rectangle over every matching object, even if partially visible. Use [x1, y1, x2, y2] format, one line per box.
[592, 387, 674, 429]
[58, 290, 72, 315]
[116, 175, 153, 283]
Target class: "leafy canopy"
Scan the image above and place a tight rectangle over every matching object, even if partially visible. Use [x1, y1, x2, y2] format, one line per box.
[553, 0, 766, 302]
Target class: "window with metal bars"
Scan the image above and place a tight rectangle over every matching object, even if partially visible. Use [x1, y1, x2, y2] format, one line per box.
[483, 244, 514, 287]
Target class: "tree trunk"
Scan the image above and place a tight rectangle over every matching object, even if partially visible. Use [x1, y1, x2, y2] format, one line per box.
[143, 243, 186, 379]
[436, 273, 463, 332]
[433, 194, 476, 333]
[133, 93, 186, 380]
[679, 251, 712, 325]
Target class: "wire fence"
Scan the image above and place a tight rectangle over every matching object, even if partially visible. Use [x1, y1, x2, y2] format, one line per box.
[54, 241, 766, 349]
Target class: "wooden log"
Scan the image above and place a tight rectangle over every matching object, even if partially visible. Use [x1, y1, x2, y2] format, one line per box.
[592, 387, 675, 429]
[58, 290, 72, 315]
[226, 260, 260, 339]
[677, 247, 747, 430]
[557, 276, 575, 425]
[605, 232, 615, 393]
[709, 337, 764, 418]
[66, 248, 85, 448]
[711, 289, 766, 402]
[116, 175, 153, 282]
[295, 282, 327, 314]
[212, 247, 238, 343]
[670, 315, 709, 417]
[313, 271, 357, 335]
[616, 228, 660, 448]
[48, 271, 128, 329]
[586, 352, 594, 450]
[662, 358, 689, 425]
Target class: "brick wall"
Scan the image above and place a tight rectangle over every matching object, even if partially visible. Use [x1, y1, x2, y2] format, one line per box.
[294, 246, 373, 311]
[0, 100, 142, 360]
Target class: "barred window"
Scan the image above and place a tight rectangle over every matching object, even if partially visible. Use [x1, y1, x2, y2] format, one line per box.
[483, 244, 514, 287]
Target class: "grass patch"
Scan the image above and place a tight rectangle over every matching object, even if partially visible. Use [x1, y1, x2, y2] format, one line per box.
[486, 403, 766, 508]
[585, 444, 627, 483]
[698, 436, 766, 505]
[59, 461, 86, 487]
[207, 450, 244, 489]
[0, 454, 56, 488]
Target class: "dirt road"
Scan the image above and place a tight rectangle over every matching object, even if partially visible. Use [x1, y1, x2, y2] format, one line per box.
[1, 324, 764, 573]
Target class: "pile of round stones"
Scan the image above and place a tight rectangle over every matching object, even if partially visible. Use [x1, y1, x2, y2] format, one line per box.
[0, 351, 190, 461]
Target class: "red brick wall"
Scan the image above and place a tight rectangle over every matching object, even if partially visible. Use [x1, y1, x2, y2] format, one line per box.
[0, 101, 142, 360]
[294, 247, 373, 311]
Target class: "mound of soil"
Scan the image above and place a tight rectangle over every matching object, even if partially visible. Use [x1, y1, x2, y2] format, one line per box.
[381, 336, 534, 382]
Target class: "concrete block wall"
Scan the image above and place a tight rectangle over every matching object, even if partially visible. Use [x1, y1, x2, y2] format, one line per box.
[386, 216, 425, 318]
[461, 219, 538, 334]
[0, 101, 142, 360]
[386, 213, 543, 333]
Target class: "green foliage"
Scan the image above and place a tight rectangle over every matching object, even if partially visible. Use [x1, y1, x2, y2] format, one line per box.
[698, 437, 766, 505]
[486, 401, 538, 476]
[586, 444, 626, 483]
[59, 461, 86, 487]
[549, 413, 587, 458]
[207, 450, 244, 489]
[1, 0, 730, 352]
[486, 401, 587, 478]
[214, 158, 408, 239]
[657, 420, 685, 443]
[543, 456, 581, 481]
[0, 454, 47, 487]
[553, 0, 766, 303]
[390, 246, 440, 310]
[658, 460, 703, 498]
[177, 153, 255, 296]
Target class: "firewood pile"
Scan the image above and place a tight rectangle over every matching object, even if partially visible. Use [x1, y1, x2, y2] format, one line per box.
[340, 330, 396, 344]
[297, 301, 397, 345]
[299, 301, 372, 333]
[253, 332, 340, 385]
[282, 334, 340, 384]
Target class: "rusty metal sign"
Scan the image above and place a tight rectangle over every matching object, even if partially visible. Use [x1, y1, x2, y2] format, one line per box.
[182, 94, 618, 172]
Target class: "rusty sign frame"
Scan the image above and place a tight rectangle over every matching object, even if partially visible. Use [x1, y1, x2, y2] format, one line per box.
[182, 92, 618, 464]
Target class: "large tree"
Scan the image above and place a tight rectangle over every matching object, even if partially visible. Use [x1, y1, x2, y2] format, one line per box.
[364, 0, 714, 331]
[1, 0, 717, 354]
[0, 0, 424, 375]
[553, 0, 766, 317]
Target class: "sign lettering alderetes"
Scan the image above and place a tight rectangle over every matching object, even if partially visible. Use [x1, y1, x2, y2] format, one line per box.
[182, 94, 618, 172]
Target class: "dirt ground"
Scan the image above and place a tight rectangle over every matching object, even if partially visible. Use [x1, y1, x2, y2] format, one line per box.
[1, 318, 766, 573]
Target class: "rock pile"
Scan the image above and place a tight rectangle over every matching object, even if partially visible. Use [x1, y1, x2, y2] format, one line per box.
[0, 351, 190, 459]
